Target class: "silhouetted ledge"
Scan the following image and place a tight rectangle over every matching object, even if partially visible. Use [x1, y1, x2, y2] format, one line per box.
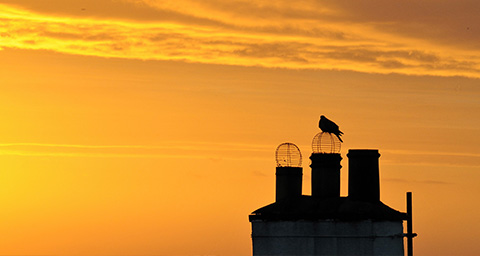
[249, 196, 406, 222]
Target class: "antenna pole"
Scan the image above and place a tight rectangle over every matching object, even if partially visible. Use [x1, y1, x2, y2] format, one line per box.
[406, 192, 416, 256]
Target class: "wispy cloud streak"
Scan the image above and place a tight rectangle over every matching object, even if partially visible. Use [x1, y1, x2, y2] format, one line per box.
[382, 149, 480, 167]
[1, 2, 480, 77]
[383, 178, 453, 185]
[0, 142, 272, 160]
[1, 143, 479, 168]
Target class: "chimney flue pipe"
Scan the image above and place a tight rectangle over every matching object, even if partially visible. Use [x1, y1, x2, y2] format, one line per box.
[275, 167, 302, 201]
[347, 149, 380, 202]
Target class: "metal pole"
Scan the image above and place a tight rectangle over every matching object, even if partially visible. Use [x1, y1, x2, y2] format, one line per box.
[407, 192, 413, 256]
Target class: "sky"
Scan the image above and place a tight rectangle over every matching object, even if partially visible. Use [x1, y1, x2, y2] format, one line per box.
[0, 1, 479, 255]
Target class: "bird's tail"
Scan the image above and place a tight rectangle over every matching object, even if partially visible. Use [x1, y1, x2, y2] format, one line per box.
[336, 134, 343, 143]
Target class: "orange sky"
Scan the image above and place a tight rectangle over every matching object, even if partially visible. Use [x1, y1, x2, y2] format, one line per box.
[0, 1, 479, 256]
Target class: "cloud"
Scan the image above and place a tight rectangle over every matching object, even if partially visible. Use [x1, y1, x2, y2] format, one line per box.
[382, 149, 480, 168]
[1, 2, 480, 77]
[252, 170, 269, 177]
[383, 178, 453, 185]
[0, 142, 272, 159]
[329, 1, 480, 50]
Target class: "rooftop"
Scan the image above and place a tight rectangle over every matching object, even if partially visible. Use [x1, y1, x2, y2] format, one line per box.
[250, 196, 406, 222]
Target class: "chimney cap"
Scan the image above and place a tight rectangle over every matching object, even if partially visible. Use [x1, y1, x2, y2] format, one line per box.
[347, 149, 380, 157]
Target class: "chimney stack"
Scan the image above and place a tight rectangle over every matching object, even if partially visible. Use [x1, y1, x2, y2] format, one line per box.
[347, 149, 380, 202]
[276, 166, 302, 201]
[275, 143, 303, 201]
[310, 132, 342, 199]
[310, 153, 342, 198]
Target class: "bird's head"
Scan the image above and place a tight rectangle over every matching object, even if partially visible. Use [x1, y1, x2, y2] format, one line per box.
[320, 115, 325, 119]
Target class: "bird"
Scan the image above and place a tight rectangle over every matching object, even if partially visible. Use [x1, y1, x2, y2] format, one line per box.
[319, 115, 343, 142]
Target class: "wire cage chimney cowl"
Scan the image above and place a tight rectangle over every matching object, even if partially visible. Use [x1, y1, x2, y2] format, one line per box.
[312, 132, 341, 154]
[275, 142, 302, 167]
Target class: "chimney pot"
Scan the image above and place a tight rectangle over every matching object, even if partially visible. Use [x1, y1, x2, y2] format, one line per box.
[347, 149, 381, 202]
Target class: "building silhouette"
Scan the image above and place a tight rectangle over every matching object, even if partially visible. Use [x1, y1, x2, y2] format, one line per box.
[249, 133, 415, 256]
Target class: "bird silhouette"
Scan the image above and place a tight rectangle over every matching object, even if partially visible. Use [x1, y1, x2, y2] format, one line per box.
[319, 115, 343, 142]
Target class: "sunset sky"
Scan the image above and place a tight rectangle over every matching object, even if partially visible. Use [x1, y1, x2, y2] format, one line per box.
[0, 1, 479, 255]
